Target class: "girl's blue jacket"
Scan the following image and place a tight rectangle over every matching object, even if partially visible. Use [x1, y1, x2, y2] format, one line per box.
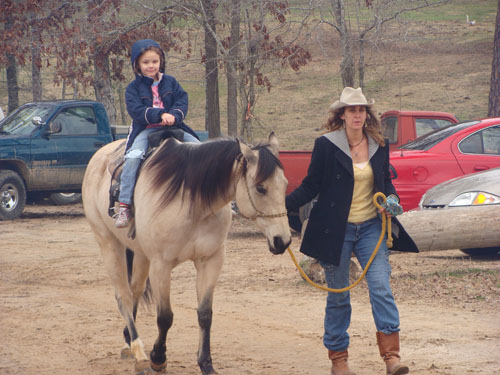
[125, 39, 199, 150]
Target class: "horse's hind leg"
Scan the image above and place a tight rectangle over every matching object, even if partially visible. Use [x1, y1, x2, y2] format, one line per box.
[98, 237, 149, 366]
[194, 249, 224, 375]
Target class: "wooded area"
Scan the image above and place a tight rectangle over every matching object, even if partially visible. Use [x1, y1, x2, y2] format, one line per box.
[1, 0, 499, 140]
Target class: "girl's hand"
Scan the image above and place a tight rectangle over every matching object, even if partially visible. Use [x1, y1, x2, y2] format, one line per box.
[161, 113, 175, 126]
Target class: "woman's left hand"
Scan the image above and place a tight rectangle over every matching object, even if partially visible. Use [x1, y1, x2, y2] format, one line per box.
[380, 194, 403, 217]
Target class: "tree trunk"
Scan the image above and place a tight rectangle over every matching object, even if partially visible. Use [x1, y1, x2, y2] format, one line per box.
[5, 14, 19, 113]
[6, 53, 19, 114]
[117, 81, 127, 125]
[488, 0, 500, 117]
[331, 0, 355, 87]
[358, 38, 365, 89]
[226, 0, 240, 137]
[31, 30, 43, 101]
[93, 48, 116, 124]
[203, 0, 221, 138]
[397, 206, 500, 251]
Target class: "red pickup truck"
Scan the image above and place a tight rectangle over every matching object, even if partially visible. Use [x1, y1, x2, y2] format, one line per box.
[280, 110, 457, 194]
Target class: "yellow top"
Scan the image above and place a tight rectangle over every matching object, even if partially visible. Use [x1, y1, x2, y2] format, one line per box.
[348, 162, 377, 223]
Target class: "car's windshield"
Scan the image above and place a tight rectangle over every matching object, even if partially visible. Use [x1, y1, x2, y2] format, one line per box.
[399, 121, 480, 151]
[0, 104, 54, 135]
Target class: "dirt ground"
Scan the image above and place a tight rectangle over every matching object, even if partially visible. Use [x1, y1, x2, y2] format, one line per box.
[1, 203, 499, 375]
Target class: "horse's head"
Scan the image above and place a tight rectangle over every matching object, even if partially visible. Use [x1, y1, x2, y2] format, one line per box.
[235, 133, 292, 254]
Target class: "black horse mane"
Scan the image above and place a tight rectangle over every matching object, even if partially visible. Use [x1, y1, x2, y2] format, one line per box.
[146, 137, 283, 212]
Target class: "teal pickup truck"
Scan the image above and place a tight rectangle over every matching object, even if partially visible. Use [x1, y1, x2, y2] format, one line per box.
[0, 100, 129, 220]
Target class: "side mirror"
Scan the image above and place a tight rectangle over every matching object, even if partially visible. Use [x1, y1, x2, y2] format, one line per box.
[32, 116, 45, 126]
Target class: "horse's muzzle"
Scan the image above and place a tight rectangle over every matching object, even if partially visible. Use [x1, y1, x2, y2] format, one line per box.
[269, 236, 291, 255]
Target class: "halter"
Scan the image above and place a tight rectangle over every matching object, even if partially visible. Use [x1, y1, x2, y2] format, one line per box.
[234, 155, 288, 220]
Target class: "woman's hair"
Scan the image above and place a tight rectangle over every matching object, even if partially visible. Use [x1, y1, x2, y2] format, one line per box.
[133, 46, 164, 75]
[322, 105, 385, 146]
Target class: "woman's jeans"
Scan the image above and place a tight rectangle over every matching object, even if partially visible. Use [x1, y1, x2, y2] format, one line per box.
[320, 216, 400, 352]
[119, 127, 200, 205]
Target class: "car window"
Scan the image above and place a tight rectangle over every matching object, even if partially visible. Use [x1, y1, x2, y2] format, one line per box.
[382, 116, 397, 143]
[415, 118, 454, 138]
[459, 125, 500, 155]
[52, 106, 98, 136]
[400, 121, 479, 150]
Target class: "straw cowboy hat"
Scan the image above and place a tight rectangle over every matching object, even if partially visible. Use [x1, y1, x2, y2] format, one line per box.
[329, 87, 375, 111]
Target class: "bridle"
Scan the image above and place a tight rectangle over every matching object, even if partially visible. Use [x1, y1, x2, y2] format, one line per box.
[234, 155, 288, 220]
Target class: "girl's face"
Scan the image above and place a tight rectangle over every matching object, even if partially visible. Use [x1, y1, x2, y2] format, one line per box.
[341, 105, 367, 131]
[138, 50, 161, 79]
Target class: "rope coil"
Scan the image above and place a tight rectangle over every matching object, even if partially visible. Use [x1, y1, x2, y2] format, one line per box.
[287, 192, 392, 293]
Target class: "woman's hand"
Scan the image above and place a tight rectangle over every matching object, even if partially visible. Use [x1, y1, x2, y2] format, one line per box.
[161, 113, 175, 126]
[380, 194, 403, 217]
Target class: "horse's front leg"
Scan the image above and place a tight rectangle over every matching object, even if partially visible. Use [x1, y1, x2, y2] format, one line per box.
[194, 249, 224, 375]
[148, 261, 174, 372]
[99, 241, 149, 368]
[122, 249, 151, 354]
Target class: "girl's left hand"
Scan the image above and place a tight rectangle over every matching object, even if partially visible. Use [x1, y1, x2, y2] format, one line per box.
[161, 113, 175, 126]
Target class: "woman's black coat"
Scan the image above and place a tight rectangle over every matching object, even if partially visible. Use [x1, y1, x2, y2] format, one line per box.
[285, 131, 418, 266]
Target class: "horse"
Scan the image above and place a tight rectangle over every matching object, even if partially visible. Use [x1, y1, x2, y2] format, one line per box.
[81, 132, 292, 374]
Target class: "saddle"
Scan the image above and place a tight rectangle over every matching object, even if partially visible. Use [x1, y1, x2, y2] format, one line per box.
[107, 127, 185, 221]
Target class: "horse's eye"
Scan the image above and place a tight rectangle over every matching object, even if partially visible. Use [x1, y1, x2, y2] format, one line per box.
[256, 184, 267, 195]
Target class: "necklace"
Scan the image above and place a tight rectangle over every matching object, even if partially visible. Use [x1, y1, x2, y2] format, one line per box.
[348, 135, 365, 157]
[348, 135, 365, 148]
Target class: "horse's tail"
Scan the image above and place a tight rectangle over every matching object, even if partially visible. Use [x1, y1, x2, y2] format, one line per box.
[126, 248, 154, 307]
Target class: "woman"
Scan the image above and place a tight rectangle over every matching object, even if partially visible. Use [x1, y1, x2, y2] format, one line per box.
[286, 87, 418, 375]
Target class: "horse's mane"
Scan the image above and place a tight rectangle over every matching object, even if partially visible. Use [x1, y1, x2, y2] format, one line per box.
[146, 137, 283, 212]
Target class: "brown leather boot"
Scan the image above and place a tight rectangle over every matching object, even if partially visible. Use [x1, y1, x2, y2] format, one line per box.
[376, 332, 409, 375]
[328, 349, 356, 375]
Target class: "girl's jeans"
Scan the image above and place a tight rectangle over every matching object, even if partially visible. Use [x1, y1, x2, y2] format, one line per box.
[320, 216, 400, 351]
[119, 127, 200, 205]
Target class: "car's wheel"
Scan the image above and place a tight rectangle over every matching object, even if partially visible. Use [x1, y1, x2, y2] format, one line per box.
[0, 170, 27, 220]
[460, 247, 500, 256]
[49, 192, 82, 205]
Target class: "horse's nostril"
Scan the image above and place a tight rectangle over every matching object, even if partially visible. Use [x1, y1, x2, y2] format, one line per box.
[272, 236, 289, 254]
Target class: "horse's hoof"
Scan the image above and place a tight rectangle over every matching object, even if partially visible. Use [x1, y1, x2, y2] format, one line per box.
[150, 359, 167, 372]
[135, 359, 153, 374]
[121, 346, 134, 359]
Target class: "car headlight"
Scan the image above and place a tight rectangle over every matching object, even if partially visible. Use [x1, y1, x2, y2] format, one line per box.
[449, 192, 500, 207]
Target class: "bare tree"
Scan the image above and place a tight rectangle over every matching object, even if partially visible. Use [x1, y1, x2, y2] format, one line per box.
[319, 0, 449, 88]
[489, 0, 500, 117]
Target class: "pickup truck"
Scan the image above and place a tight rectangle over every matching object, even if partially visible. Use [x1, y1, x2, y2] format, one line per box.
[280, 110, 458, 231]
[0, 100, 128, 220]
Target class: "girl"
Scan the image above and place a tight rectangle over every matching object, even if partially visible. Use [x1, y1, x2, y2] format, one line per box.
[115, 39, 200, 228]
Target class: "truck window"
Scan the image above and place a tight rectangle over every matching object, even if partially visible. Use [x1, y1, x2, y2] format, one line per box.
[382, 116, 397, 143]
[415, 118, 454, 138]
[52, 106, 98, 136]
[459, 126, 500, 155]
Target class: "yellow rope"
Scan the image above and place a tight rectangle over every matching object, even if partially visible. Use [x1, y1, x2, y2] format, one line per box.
[287, 192, 392, 293]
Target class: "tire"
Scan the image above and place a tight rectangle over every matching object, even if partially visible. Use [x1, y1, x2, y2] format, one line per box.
[460, 247, 500, 256]
[0, 170, 27, 221]
[49, 192, 82, 206]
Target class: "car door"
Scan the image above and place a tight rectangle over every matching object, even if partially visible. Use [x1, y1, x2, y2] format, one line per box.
[50, 105, 106, 188]
[453, 124, 500, 174]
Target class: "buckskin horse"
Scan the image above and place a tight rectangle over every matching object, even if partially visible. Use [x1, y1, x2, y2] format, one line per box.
[82, 133, 291, 374]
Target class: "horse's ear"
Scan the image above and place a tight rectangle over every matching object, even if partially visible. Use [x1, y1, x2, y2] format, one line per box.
[268, 132, 279, 157]
[237, 138, 257, 165]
